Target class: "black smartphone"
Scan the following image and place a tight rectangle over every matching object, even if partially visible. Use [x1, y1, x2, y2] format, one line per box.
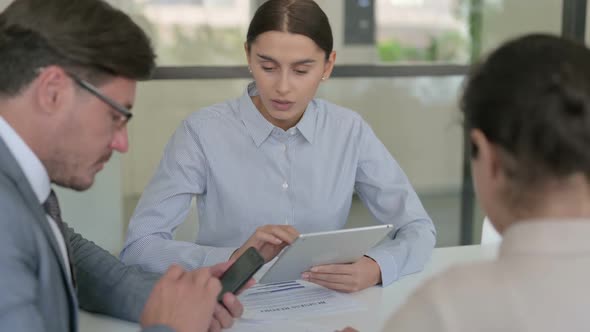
[217, 247, 264, 302]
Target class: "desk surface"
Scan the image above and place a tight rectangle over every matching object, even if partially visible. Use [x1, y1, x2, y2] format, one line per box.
[80, 244, 499, 332]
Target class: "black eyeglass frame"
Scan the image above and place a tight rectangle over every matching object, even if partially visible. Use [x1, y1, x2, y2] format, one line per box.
[66, 71, 133, 122]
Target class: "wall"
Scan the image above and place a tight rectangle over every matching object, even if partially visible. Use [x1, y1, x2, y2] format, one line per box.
[0, 0, 564, 251]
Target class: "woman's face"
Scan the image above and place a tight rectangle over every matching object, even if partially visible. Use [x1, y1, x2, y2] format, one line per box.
[246, 31, 335, 130]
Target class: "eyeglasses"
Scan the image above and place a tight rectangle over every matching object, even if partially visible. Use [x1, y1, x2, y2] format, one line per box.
[65, 71, 133, 123]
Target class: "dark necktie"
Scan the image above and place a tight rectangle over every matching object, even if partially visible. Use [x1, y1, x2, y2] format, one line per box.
[43, 189, 77, 288]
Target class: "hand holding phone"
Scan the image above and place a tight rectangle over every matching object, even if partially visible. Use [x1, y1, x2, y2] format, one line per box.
[218, 247, 264, 302]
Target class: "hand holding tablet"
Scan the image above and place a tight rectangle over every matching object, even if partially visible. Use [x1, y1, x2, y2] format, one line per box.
[302, 255, 383, 292]
[258, 224, 394, 289]
[229, 225, 300, 263]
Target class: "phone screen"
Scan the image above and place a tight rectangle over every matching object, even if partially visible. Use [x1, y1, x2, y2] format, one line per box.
[218, 247, 264, 302]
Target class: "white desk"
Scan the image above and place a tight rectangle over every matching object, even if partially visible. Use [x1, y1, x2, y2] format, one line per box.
[80, 244, 499, 332]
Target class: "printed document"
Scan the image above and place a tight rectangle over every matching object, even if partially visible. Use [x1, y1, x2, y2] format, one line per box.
[227, 320, 335, 332]
[239, 280, 366, 320]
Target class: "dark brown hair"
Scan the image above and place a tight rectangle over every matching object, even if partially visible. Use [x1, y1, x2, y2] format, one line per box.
[246, 0, 333, 60]
[462, 34, 590, 186]
[0, 0, 156, 96]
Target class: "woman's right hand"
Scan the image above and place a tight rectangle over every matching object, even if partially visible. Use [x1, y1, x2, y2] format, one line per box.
[230, 225, 300, 262]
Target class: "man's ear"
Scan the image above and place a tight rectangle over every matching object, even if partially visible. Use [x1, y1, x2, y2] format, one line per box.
[34, 66, 73, 115]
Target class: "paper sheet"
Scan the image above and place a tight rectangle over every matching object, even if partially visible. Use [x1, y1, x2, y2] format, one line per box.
[239, 280, 367, 320]
[227, 319, 335, 332]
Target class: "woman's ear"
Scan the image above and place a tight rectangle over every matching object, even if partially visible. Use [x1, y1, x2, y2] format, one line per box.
[244, 42, 252, 68]
[470, 129, 487, 160]
[471, 140, 479, 158]
[322, 51, 337, 81]
[471, 128, 503, 180]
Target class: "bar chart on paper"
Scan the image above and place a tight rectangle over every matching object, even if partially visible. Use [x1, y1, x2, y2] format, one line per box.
[226, 280, 367, 332]
[241, 280, 366, 319]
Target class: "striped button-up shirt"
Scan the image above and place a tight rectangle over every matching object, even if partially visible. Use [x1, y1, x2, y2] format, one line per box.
[120, 82, 436, 286]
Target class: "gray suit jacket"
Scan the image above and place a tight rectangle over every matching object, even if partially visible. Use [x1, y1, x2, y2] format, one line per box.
[0, 137, 173, 332]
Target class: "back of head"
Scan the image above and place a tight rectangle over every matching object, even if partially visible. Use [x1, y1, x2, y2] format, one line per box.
[0, 0, 156, 96]
[462, 34, 590, 187]
[246, 0, 333, 59]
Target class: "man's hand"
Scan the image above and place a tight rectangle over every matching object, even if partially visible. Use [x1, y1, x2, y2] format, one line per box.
[206, 261, 255, 331]
[230, 225, 299, 263]
[140, 265, 221, 332]
[302, 256, 382, 293]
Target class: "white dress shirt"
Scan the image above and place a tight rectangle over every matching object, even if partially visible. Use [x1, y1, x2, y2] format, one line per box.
[0, 116, 71, 283]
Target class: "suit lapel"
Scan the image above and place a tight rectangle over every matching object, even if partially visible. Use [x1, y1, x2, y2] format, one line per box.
[0, 137, 78, 326]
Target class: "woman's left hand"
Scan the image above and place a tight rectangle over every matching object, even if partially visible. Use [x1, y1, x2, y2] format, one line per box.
[301, 256, 382, 293]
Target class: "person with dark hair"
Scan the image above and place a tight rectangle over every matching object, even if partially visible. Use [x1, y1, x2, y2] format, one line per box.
[0, 0, 246, 331]
[339, 33, 590, 331]
[121, 0, 435, 293]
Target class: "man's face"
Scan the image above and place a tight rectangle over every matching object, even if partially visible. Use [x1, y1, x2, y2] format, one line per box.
[49, 76, 136, 191]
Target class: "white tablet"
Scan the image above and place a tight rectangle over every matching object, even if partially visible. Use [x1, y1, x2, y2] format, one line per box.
[258, 224, 394, 284]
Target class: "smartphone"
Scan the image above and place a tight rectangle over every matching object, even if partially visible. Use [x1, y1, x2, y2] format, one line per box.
[217, 247, 264, 302]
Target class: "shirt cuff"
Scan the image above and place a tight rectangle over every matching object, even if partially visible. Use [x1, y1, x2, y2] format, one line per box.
[202, 247, 237, 266]
[366, 247, 398, 287]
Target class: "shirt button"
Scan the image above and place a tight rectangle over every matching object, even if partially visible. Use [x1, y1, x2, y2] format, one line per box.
[282, 182, 289, 190]
[281, 144, 287, 152]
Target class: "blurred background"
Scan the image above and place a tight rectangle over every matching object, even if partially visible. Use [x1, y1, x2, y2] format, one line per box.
[1, 0, 584, 254]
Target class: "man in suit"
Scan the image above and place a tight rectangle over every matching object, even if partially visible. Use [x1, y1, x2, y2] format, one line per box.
[0, 0, 246, 331]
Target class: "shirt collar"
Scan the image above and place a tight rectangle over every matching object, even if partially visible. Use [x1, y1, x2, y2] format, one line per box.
[500, 219, 590, 257]
[239, 82, 275, 147]
[0, 116, 51, 204]
[239, 82, 317, 146]
[295, 100, 317, 144]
